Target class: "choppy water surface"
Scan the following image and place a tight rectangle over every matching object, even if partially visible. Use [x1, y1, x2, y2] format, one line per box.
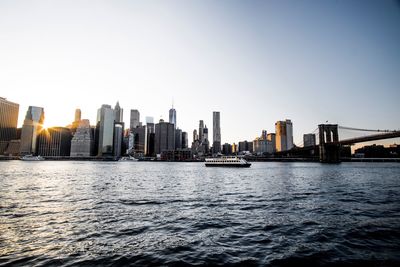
[0, 161, 399, 266]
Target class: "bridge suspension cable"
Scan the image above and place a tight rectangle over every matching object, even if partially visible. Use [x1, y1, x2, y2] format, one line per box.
[338, 125, 397, 133]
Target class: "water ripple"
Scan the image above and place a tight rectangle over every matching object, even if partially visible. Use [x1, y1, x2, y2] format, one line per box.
[0, 161, 399, 266]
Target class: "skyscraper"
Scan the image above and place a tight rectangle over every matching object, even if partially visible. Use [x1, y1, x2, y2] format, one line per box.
[175, 128, 182, 150]
[37, 127, 72, 157]
[193, 129, 198, 142]
[169, 105, 177, 128]
[275, 119, 293, 152]
[182, 131, 188, 149]
[71, 108, 82, 134]
[70, 119, 94, 157]
[0, 97, 19, 154]
[113, 122, 124, 157]
[75, 109, 81, 122]
[20, 106, 45, 155]
[154, 119, 175, 155]
[130, 109, 140, 130]
[199, 120, 204, 142]
[132, 125, 147, 155]
[114, 101, 123, 123]
[213, 111, 221, 153]
[96, 104, 114, 156]
[113, 102, 124, 157]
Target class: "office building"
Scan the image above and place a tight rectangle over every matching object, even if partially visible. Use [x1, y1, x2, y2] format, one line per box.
[203, 125, 208, 141]
[303, 133, 316, 147]
[71, 108, 81, 134]
[182, 132, 188, 149]
[154, 119, 175, 155]
[130, 109, 140, 130]
[96, 104, 114, 156]
[254, 130, 274, 155]
[113, 122, 124, 157]
[232, 143, 238, 154]
[193, 129, 198, 142]
[132, 125, 147, 155]
[147, 132, 155, 156]
[175, 128, 182, 150]
[112, 102, 124, 157]
[114, 101, 123, 123]
[275, 119, 293, 152]
[267, 133, 276, 153]
[169, 106, 177, 128]
[222, 143, 232, 155]
[70, 119, 94, 157]
[0, 97, 19, 154]
[238, 141, 253, 153]
[199, 120, 204, 142]
[213, 111, 221, 153]
[37, 127, 72, 157]
[20, 106, 45, 155]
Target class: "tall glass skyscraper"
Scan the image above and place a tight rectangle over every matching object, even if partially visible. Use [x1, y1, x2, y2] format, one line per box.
[130, 109, 140, 130]
[96, 104, 114, 156]
[0, 97, 19, 154]
[20, 106, 45, 155]
[213, 111, 221, 153]
[169, 106, 176, 128]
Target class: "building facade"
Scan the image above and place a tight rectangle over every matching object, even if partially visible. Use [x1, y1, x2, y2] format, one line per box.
[20, 106, 45, 155]
[275, 119, 293, 152]
[70, 119, 94, 157]
[213, 111, 221, 153]
[169, 107, 177, 128]
[132, 125, 147, 155]
[182, 131, 188, 149]
[37, 127, 72, 157]
[0, 97, 19, 154]
[130, 109, 140, 130]
[154, 120, 175, 155]
[175, 128, 182, 150]
[267, 133, 276, 153]
[303, 133, 316, 147]
[96, 104, 114, 156]
[199, 120, 204, 142]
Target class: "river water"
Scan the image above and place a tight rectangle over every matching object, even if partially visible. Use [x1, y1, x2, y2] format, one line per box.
[0, 161, 399, 266]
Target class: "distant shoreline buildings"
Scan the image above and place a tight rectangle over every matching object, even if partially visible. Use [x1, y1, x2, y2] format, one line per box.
[2, 95, 396, 160]
[0, 95, 297, 159]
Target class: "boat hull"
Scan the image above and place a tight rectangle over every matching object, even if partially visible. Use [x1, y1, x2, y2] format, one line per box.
[205, 163, 251, 168]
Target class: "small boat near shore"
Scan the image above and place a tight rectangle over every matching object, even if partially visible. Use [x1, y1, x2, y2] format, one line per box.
[20, 155, 45, 161]
[119, 156, 139, 162]
[205, 156, 251, 167]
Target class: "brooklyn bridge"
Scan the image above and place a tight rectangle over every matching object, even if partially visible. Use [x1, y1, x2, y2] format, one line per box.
[275, 124, 400, 163]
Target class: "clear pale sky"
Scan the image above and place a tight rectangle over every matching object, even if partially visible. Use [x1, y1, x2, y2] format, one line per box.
[1, 0, 399, 145]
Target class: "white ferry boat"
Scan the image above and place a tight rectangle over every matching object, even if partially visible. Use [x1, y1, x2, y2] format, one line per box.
[20, 155, 45, 161]
[205, 156, 251, 167]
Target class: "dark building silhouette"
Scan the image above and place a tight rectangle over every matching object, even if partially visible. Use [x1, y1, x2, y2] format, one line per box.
[155, 119, 175, 155]
[182, 132, 188, 149]
[239, 141, 253, 153]
[37, 127, 72, 157]
[222, 143, 232, 155]
[175, 128, 182, 150]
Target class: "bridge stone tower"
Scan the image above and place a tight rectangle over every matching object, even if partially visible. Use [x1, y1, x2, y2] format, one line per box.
[318, 124, 340, 163]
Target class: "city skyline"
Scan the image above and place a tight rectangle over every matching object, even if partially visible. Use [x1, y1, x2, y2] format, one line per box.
[1, 1, 399, 145]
